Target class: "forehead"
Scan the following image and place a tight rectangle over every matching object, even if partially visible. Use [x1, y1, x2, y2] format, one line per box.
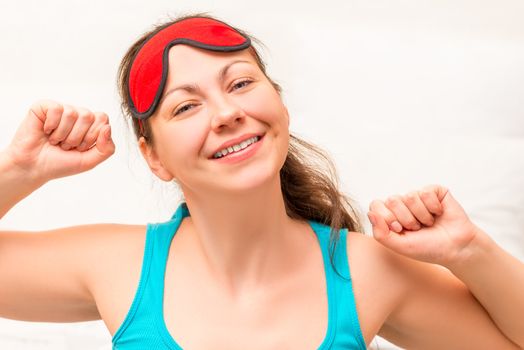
[166, 45, 258, 81]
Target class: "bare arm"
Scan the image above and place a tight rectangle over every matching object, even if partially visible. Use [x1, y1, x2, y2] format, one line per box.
[0, 100, 115, 322]
[446, 229, 524, 347]
[378, 243, 521, 349]
[347, 231, 521, 349]
[368, 185, 524, 349]
[0, 226, 102, 322]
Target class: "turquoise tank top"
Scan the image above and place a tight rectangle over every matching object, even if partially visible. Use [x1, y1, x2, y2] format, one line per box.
[112, 202, 367, 349]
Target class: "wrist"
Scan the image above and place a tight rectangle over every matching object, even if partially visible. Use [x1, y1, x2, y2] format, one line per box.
[0, 148, 47, 189]
[445, 226, 497, 275]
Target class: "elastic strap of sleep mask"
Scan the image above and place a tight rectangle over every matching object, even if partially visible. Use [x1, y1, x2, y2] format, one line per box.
[128, 17, 251, 122]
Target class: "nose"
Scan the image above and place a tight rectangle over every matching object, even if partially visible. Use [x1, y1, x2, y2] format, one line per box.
[210, 95, 245, 132]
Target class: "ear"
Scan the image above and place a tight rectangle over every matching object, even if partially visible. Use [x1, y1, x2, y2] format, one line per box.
[138, 136, 176, 182]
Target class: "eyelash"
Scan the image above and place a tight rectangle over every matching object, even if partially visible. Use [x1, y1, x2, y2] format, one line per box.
[174, 103, 196, 116]
[173, 79, 253, 116]
[231, 79, 252, 91]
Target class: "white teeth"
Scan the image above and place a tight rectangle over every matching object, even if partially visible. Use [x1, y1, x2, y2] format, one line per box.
[213, 136, 260, 159]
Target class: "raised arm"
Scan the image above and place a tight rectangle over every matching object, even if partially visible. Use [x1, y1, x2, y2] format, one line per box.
[0, 100, 115, 322]
[367, 185, 524, 349]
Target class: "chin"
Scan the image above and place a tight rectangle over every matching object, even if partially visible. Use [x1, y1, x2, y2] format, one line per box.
[226, 166, 281, 192]
[192, 162, 280, 195]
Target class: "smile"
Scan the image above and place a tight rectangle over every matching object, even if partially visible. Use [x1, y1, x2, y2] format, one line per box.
[212, 136, 261, 159]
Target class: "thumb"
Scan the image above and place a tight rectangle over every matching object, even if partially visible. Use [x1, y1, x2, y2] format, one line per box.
[83, 125, 115, 169]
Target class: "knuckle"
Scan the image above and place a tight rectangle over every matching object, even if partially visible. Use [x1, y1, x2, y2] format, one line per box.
[63, 108, 79, 121]
[95, 112, 109, 123]
[369, 200, 382, 211]
[32, 99, 50, 108]
[422, 184, 438, 193]
[78, 112, 95, 124]
[404, 192, 418, 203]
[31, 100, 64, 117]
[386, 196, 401, 206]
[420, 190, 431, 198]
[43, 100, 63, 113]
[51, 104, 64, 115]
[31, 99, 45, 108]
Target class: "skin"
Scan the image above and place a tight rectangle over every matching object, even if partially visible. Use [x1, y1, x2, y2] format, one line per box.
[0, 43, 523, 349]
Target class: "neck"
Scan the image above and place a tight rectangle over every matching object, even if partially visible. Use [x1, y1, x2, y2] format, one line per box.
[181, 175, 306, 298]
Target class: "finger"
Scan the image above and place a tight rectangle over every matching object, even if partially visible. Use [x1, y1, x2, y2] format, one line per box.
[48, 105, 78, 146]
[369, 199, 404, 233]
[61, 108, 95, 149]
[77, 112, 109, 151]
[403, 191, 435, 226]
[43, 106, 64, 135]
[28, 100, 63, 134]
[419, 185, 446, 216]
[384, 195, 421, 231]
[81, 124, 115, 169]
[368, 211, 411, 254]
[422, 184, 448, 202]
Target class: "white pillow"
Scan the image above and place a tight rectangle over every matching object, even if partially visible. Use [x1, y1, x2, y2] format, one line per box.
[336, 135, 524, 261]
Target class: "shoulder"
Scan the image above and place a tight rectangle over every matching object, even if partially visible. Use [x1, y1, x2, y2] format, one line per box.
[59, 223, 148, 299]
[32, 223, 148, 281]
[345, 230, 411, 291]
[48, 223, 148, 275]
[79, 223, 148, 252]
[344, 231, 512, 349]
[73, 223, 148, 334]
[344, 231, 412, 345]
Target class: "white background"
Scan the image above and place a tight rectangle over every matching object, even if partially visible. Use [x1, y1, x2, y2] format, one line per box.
[1, 0, 523, 349]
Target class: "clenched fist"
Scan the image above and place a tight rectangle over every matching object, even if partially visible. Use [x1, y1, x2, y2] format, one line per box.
[5, 100, 115, 183]
[368, 185, 483, 267]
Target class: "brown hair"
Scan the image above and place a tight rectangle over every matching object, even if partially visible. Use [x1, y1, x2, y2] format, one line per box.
[117, 13, 365, 280]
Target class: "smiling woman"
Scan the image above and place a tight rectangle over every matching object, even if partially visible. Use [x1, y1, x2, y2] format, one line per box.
[1, 10, 524, 350]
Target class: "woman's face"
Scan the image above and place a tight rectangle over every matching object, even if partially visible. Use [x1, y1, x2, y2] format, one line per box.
[141, 45, 290, 195]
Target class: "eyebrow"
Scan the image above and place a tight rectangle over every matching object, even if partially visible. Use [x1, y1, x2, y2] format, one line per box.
[160, 59, 252, 103]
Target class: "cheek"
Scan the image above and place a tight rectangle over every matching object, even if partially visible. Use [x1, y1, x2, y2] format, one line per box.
[241, 88, 286, 125]
[156, 121, 208, 164]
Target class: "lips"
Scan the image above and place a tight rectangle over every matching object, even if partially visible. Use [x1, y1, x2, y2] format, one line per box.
[209, 133, 264, 159]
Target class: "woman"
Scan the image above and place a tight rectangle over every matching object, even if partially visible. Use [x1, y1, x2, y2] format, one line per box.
[1, 14, 523, 350]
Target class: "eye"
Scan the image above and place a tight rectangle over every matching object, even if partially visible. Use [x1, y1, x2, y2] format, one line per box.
[173, 103, 197, 116]
[230, 79, 252, 91]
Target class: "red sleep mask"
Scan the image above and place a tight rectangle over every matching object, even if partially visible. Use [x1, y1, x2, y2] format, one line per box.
[128, 17, 251, 120]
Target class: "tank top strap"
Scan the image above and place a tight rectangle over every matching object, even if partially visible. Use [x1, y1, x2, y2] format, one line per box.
[308, 221, 367, 350]
[147, 203, 190, 308]
[112, 203, 190, 348]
